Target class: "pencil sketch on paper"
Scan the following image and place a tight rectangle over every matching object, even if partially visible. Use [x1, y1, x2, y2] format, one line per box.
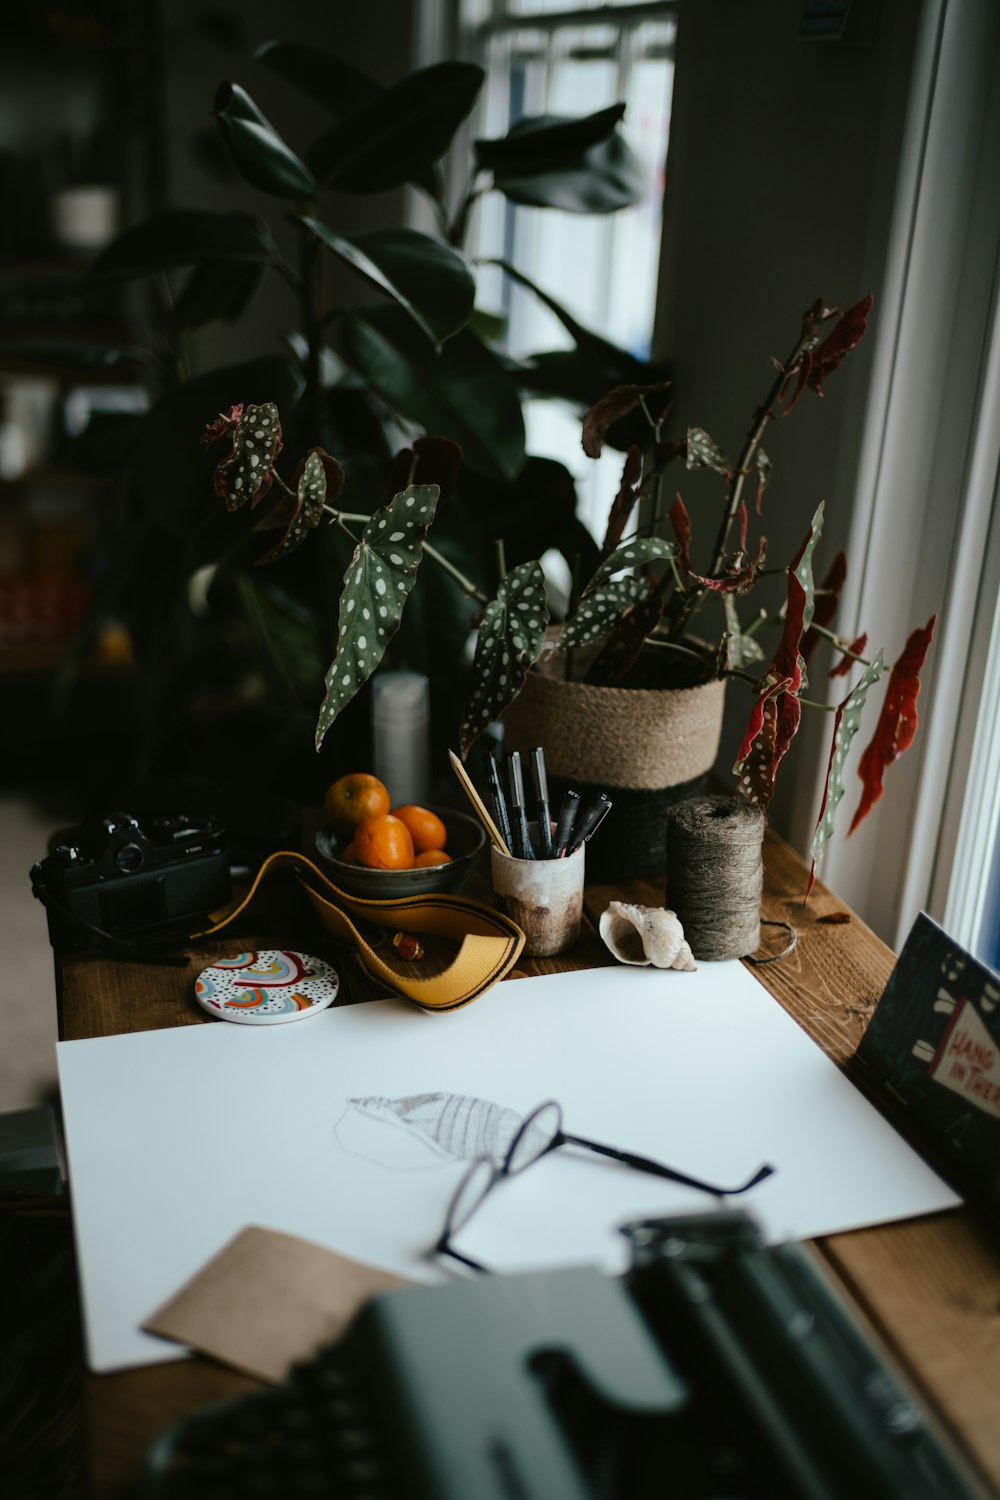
[334, 1091, 543, 1171]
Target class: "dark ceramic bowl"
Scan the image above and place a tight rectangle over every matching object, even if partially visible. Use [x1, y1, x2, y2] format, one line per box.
[314, 804, 486, 900]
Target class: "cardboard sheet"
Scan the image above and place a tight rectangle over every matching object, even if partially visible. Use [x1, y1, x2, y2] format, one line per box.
[57, 962, 961, 1372]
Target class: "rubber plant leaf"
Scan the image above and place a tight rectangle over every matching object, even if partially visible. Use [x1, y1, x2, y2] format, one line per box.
[298, 220, 474, 350]
[214, 83, 317, 199]
[254, 40, 382, 115]
[490, 116, 646, 214]
[341, 305, 525, 483]
[475, 104, 626, 175]
[806, 650, 884, 896]
[807, 292, 874, 396]
[848, 614, 936, 835]
[315, 484, 441, 748]
[203, 401, 283, 511]
[459, 561, 549, 758]
[387, 437, 463, 508]
[90, 210, 277, 278]
[585, 593, 666, 687]
[559, 575, 648, 651]
[582, 379, 672, 459]
[685, 428, 730, 477]
[602, 446, 643, 552]
[255, 448, 342, 565]
[308, 62, 484, 192]
[172, 259, 267, 329]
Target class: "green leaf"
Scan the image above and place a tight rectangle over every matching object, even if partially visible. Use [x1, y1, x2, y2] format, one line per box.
[91, 210, 277, 278]
[588, 536, 677, 590]
[315, 484, 440, 747]
[685, 427, 730, 475]
[791, 502, 825, 636]
[475, 104, 626, 174]
[493, 124, 646, 213]
[173, 259, 267, 329]
[808, 650, 885, 874]
[309, 62, 484, 193]
[722, 595, 766, 669]
[459, 561, 549, 758]
[210, 401, 283, 511]
[341, 304, 525, 483]
[254, 40, 382, 115]
[298, 220, 474, 350]
[255, 448, 330, 565]
[559, 576, 647, 650]
[756, 447, 772, 496]
[214, 82, 317, 199]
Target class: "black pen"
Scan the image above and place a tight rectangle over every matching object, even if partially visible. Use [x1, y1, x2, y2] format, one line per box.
[484, 750, 514, 854]
[567, 792, 612, 855]
[553, 789, 581, 857]
[529, 747, 554, 858]
[507, 751, 534, 860]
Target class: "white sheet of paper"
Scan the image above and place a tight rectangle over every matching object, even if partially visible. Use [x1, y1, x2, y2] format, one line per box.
[57, 962, 960, 1373]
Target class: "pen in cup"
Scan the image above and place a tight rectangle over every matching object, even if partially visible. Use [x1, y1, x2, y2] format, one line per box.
[552, 789, 581, 858]
[507, 751, 535, 860]
[567, 791, 613, 855]
[529, 747, 554, 858]
[484, 750, 514, 854]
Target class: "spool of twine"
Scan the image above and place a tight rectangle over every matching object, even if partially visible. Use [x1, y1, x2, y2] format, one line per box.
[666, 795, 765, 960]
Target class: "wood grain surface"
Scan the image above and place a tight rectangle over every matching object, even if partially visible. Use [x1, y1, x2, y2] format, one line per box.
[58, 827, 1000, 1498]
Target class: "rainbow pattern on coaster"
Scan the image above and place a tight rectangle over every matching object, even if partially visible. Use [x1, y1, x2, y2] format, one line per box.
[194, 950, 339, 1025]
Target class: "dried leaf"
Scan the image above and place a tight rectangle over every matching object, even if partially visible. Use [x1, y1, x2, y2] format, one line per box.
[255, 448, 332, 565]
[691, 536, 767, 595]
[817, 912, 851, 925]
[601, 445, 642, 552]
[581, 381, 670, 459]
[315, 484, 440, 748]
[685, 427, 730, 476]
[207, 401, 283, 511]
[806, 650, 884, 895]
[807, 292, 873, 396]
[459, 561, 549, 757]
[848, 615, 936, 835]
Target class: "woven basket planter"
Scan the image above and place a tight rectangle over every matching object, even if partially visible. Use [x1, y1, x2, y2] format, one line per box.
[502, 651, 726, 880]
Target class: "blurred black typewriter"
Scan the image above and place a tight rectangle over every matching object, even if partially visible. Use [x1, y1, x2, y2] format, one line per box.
[141, 1210, 986, 1500]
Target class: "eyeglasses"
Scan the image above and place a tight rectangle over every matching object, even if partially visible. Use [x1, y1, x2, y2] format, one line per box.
[433, 1099, 775, 1273]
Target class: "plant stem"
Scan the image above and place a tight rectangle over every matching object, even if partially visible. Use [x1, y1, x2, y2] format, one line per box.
[298, 203, 326, 448]
[807, 621, 873, 667]
[495, 538, 507, 582]
[643, 636, 716, 669]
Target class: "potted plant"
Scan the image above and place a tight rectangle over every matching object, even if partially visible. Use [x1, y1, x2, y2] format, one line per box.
[203, 289, 934, 887]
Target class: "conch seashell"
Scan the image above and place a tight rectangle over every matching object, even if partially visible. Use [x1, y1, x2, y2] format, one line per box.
[599, 902, 696, 971]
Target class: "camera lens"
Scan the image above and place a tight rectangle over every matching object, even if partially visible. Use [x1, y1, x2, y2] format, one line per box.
[114, 842, 145, 873]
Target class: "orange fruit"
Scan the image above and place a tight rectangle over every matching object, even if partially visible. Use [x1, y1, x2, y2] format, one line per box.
[324, 772, 390, 839]
[338, 840, 358, 866]
[390, 804, 447, 854]
[353, 814, 415, 870]
[414, 849, 452, 868]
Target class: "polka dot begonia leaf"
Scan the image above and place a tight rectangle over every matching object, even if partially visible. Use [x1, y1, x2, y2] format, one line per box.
[722, 594, 765, 668]
[587, 536, 678, 591]
[459, 560, 549, 759]
[685, 426, 730, 476]
[315, 483, 440, 748]
[212, 402, 283, 511]
[806, 650, 884, 893]
[559, 576, 647, 650]
[255, 449, 327, 565]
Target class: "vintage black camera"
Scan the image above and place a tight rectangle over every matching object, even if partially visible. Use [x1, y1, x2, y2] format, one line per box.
[31, 811, 232, 955]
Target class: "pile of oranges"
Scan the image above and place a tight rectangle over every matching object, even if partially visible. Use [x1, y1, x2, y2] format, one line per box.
[323, 773, 451, 871]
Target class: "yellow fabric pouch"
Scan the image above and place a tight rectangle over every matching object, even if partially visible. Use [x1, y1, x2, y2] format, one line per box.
[192, 851, 525, 1013]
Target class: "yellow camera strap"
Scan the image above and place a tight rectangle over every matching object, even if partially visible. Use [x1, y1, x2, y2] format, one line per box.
[192, 851, 525, 1013]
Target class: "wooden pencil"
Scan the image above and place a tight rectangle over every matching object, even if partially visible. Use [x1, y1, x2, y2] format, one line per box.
[448, 750, 511, 856]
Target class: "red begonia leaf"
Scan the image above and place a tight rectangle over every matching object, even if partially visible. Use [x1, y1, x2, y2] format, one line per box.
[828, 632, 868, 678]
[807, 293, 873, 397]
[602, 445, 642, 552]
[848, 614, 936, 835]
[738, 499, 748, 552]
[669, 492, 692, 584]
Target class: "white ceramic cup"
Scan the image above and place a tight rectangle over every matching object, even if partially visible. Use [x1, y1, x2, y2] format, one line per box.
[490, 838, 585, 957]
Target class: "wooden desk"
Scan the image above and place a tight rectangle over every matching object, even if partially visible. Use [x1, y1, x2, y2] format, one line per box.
[57, 829, 1000, 1498]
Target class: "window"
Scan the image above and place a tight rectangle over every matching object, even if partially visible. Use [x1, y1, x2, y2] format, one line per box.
[457, 1, 678, 538]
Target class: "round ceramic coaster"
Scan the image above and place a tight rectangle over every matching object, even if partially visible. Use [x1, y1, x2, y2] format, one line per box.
[194, 950, 339, 1025]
